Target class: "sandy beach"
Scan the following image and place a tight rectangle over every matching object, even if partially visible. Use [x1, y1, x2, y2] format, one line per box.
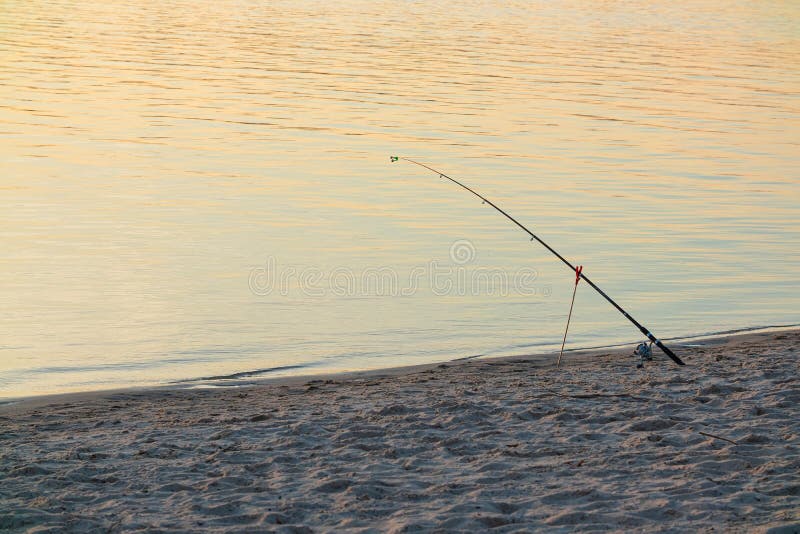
[1, 329, 798, 533]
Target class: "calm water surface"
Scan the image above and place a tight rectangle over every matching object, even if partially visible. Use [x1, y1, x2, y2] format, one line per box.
[1, 0, 799, 398]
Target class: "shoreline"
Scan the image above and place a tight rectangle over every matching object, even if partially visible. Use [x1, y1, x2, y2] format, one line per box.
[1, 328, 798, 531]
[2, 324, 797, 414]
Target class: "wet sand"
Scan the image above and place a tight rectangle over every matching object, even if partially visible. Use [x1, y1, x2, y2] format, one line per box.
[1, 329, 798, 533]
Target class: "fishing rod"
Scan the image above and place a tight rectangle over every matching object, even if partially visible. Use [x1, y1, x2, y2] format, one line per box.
[390, 156, 685, 366]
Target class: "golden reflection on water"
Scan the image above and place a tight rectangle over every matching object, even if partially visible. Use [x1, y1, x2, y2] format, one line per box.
[1, 0, 799, 397]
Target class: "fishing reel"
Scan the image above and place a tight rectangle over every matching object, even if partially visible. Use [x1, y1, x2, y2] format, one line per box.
[634, 341, 654, 369]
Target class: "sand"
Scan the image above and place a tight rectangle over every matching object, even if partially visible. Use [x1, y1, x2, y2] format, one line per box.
[1, 329, 798, 533]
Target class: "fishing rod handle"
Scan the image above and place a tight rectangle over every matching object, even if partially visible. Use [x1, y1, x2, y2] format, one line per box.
[640, 328, 685, 365]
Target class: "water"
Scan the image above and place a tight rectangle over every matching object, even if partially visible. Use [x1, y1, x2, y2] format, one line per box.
[1, 0, 798, 399]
